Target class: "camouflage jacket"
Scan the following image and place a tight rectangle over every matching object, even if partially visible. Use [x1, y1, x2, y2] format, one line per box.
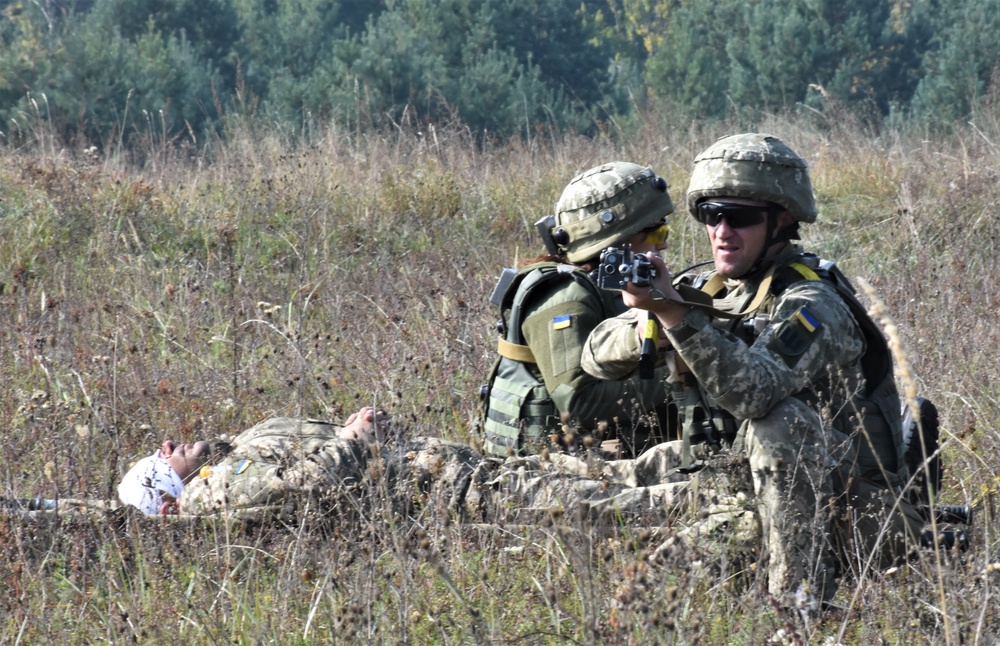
[178, 417, 483, 521]
[583, 246, 902, 477]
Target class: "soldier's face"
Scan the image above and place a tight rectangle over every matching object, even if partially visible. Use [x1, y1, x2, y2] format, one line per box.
[705, 198, 790, 278]
[160, 440, 211, 482]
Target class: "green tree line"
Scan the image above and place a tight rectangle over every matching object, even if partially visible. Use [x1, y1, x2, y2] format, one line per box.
[1, 0, 997, 147]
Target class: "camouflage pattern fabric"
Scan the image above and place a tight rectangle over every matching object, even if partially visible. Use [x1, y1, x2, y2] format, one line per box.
[481, 440, 757, 546]
[177, 418, 484, 522]
[1, 497, 121, 523]
[685, 133, 817, 223]
[582, 252, 923, 605]
[552, 162, 673, 263]
[179, 418, 364, 517]
[172, 417, 757, 550]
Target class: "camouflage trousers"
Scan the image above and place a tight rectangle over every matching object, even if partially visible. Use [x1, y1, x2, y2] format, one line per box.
[741, 397, 923, 605]
[475, 440, 759, 547]
[1, 498, 121, 522]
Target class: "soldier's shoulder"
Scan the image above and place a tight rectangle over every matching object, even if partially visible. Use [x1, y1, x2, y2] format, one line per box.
[525, 281, 609, 327]
[772, 278, 861, 337]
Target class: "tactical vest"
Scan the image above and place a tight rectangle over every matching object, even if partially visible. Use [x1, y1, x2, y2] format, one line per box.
[479, 262, 610, 457]
[686, 253, 907, 485]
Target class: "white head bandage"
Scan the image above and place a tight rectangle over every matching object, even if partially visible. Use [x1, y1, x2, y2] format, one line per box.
[117, 452, 184, 515]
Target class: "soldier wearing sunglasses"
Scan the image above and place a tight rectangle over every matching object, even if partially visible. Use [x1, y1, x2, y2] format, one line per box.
[582, 134, 926, 615]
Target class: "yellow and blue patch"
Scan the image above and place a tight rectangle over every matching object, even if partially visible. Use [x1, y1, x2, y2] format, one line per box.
[768, 307, 822, 367]
[794, 307, 820, 332]
[552, 314, 572, 330]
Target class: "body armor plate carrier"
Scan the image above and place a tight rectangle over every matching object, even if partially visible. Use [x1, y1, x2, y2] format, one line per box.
[479, 263, 607, 456]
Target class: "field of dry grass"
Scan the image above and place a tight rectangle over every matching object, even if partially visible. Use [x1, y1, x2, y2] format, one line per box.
[1, 107, 999, 644]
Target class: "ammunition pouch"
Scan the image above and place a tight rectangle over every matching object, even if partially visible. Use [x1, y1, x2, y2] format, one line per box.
[481, 359, 559, 456]
[672, 374, 738, 472]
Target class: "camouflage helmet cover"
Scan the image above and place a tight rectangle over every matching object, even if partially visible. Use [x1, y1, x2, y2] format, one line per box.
[552, 162, 674, 263]
[686, 133, 817, 223]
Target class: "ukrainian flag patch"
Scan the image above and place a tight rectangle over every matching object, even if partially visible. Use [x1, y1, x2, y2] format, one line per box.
[794, 307, 820, 332]
[552, 314, 572, 330]
[768, 306, 821, 367]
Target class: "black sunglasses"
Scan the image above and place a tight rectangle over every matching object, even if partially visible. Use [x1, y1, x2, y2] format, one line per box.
[696, 201, 775, 229]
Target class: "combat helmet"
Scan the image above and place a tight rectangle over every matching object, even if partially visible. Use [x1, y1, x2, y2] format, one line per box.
[536, 162, 673, 263]
[686, 133, 817, 223]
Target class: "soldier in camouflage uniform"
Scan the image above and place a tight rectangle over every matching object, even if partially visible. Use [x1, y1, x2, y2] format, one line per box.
[177, 409, 484, 521]
[582, 133, 924, 609]
[481, 162, 675, 457]
[177, 409, 750, 532]
[9, 408, 757, 559]
[109, 407, 753, 544]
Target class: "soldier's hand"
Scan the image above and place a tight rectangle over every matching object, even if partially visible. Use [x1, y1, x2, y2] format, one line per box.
[340, 406, 388, 445]
[159, 493, 179, 515]
[622, 254, 690, 329]
[621, 254, 679, 308]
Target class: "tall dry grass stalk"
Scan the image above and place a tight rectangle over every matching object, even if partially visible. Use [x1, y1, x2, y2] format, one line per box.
[857, 278, 919, 421]
[858, 277, 954, 646]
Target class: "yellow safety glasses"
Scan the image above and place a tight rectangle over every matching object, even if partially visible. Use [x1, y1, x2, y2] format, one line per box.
[641, 221, 670, 245]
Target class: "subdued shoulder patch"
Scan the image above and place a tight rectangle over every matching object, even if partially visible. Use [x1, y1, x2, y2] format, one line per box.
[768, 307, 821, 367]
[552, 314, 572, 330]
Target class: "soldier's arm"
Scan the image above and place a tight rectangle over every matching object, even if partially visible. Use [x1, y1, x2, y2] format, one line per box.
[667, 281, 864, 420]
[580, 308, 646, 380]
[521, 281, 666, 429]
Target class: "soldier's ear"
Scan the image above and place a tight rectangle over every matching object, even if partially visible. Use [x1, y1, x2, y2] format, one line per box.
[776, 210, 795, 230]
